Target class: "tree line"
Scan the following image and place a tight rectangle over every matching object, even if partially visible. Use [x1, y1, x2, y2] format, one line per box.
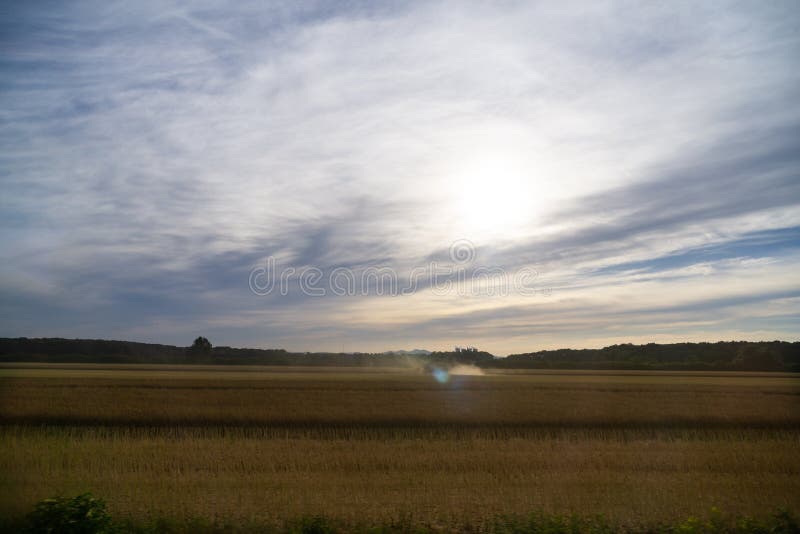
[0, 337, 798, 371]
[497, 341, 800, 371]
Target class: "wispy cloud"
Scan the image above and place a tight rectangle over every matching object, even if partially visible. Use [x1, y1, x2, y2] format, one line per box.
[1, 1, 799, 353]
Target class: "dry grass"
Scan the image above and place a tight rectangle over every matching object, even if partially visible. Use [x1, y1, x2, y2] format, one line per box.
[0, 365, 798, 526]
[1, 370, 798, 427]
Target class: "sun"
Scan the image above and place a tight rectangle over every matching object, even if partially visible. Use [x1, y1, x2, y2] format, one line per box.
[450, 150, 533, 240]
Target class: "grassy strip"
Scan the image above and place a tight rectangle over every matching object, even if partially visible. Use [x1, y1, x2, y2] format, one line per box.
[4, 429, 797, 522]
[5, 422, 800, 441]
[2, 509, 799, 533]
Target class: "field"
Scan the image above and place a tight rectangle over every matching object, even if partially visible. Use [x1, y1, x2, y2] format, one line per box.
[1, 364, 799, 531]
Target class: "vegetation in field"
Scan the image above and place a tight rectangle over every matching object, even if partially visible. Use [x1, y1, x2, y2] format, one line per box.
[4, 493, 799, 533]
[1, 370, 798, 527]
[2, 372, 798, 428]
[23, 493, 112, 534]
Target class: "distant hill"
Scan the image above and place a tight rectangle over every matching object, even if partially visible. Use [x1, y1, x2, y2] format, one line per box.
[0, 337, 798, 371]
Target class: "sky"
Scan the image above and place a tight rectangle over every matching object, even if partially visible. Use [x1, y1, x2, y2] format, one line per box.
[1, 1, 799, 355]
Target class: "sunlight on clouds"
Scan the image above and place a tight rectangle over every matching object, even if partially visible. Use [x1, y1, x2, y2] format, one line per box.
[0, 1, 798, 350]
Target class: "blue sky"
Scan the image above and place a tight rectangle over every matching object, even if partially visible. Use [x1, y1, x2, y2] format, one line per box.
[1, 1, 799, 354]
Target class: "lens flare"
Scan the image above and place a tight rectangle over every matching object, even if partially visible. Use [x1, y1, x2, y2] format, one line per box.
[432, 367, 450, 383]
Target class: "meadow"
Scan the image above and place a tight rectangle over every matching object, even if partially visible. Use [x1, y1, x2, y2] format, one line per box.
[1, 364, 798, 531]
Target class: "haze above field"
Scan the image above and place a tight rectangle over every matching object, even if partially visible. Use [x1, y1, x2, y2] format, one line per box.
[1, 2, 799, 354]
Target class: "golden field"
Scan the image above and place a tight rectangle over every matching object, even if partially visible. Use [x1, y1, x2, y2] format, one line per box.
[0, 364, 798, 528]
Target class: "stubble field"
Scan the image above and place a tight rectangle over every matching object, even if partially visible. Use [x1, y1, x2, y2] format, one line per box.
[0, 364, 798, 531]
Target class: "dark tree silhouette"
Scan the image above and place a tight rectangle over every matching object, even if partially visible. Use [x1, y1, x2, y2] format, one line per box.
[0, 337, 798, 371]
[189, 336, 212, 355]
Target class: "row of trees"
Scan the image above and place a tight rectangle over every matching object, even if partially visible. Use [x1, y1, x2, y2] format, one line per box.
[1, 337, 798, 371]
[496, 341, 800, 371]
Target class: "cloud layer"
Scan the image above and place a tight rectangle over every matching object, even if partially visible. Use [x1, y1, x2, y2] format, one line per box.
[1, 1, 799, 354]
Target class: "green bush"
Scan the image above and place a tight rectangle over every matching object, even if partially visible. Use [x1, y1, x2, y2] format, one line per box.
[15, 498, 799, 534]
[26, 493, 113, 534]
[293, 515, 338, 534]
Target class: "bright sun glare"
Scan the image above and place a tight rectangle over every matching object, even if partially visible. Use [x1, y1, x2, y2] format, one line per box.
[451, 150, 533, 239]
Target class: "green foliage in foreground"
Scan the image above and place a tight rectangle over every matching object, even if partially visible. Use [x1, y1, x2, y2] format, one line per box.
[5, 494, 799, 534]
[24, 493, 113, 534]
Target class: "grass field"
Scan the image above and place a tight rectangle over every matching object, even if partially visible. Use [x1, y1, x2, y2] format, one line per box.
[1, 364, 798, 531]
